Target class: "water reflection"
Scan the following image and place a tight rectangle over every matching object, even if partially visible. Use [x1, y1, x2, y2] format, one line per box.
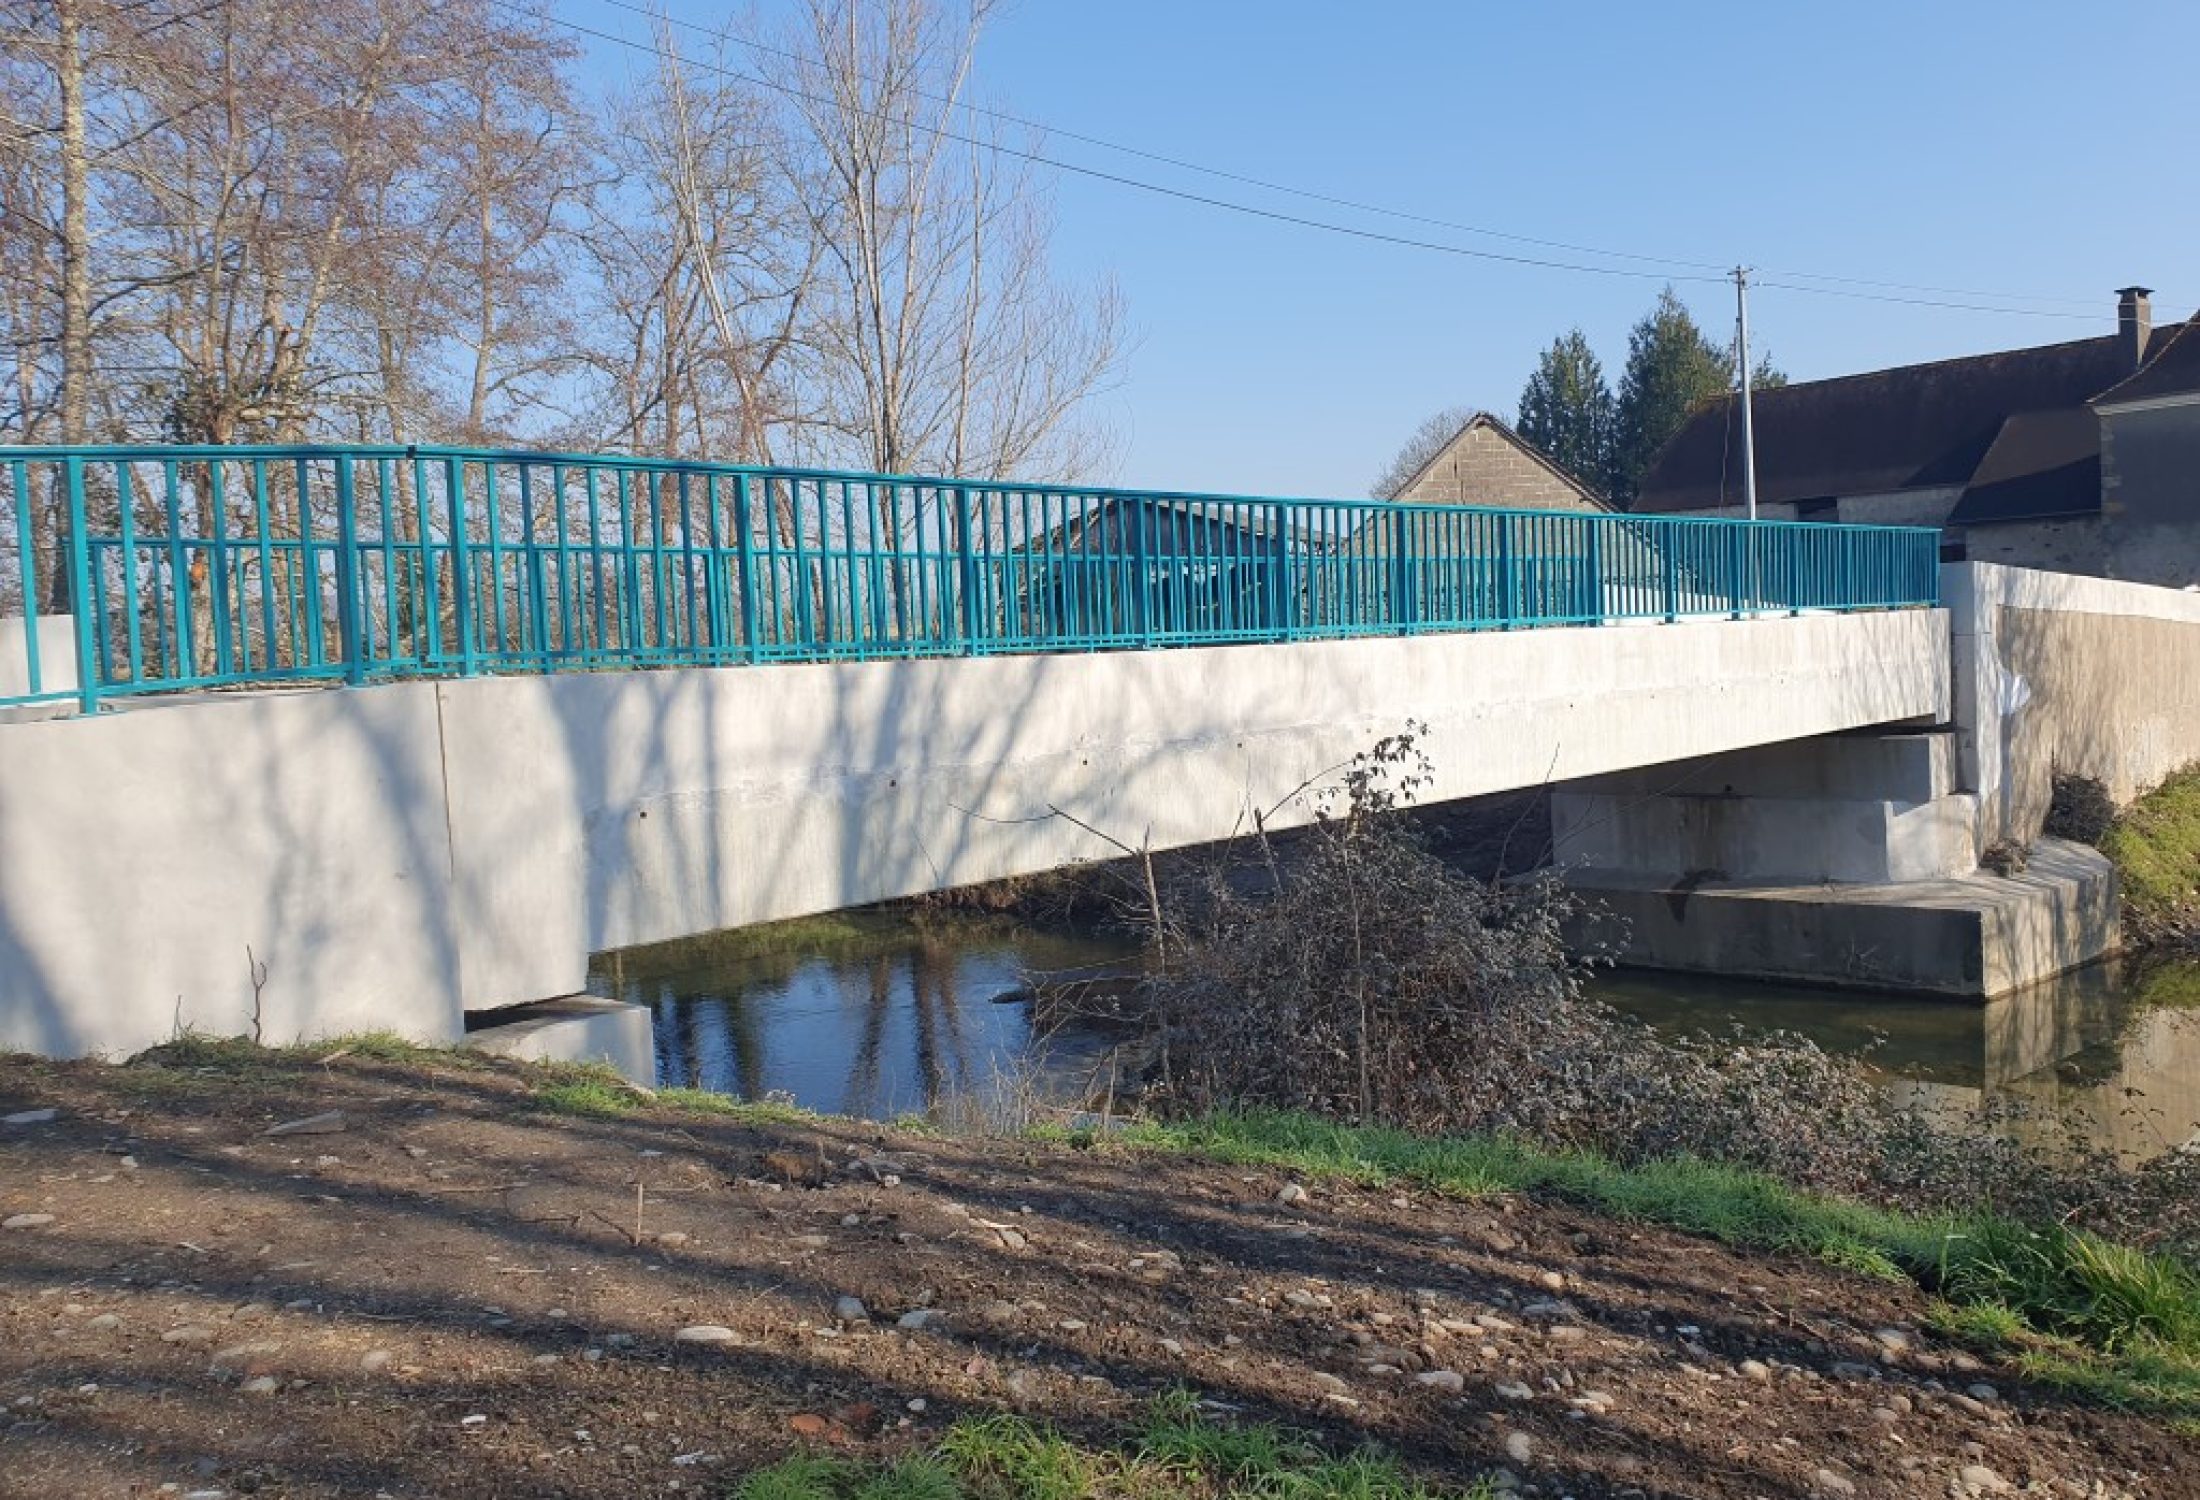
[590, 915, 1138, 1121]
[1595, 960, 2200, 1162]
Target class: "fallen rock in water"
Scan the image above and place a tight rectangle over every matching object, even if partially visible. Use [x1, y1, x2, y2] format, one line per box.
[265, 1111, 347, 1137]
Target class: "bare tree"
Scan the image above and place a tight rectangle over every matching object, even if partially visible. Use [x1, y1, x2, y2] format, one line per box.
[782, 0, 1123, 480]
[1369, 404, 1473, 499]
[578, 25, 820, 464]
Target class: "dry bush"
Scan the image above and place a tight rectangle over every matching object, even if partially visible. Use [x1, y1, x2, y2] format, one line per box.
[2045, 771, 2118, 846]
[1139, 731, 2200, 1262]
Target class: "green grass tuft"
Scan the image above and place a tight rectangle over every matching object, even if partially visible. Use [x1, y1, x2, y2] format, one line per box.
[2100, 763, 2200, 919]
[526, 1066, 641, 1118]
[1109, 1109, 2200, 1420]
[733, 1402, 1488, 1500]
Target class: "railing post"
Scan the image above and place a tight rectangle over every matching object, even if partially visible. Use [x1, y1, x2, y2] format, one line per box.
[1496, 511, 1518, 628]
[63, 456, 98, 714]
[444, 456, 477, 677]
[1390, 511, 1419, 632]
[1270, 503, 1293, 641]
[732, 473, 761, 663]
[954, 484, 980, 653]
[1583, 515, 1604, 624]
[1660, 522, 1679, 623]
[1727, 522, 1746, 619]
[333, 453, 366, 686]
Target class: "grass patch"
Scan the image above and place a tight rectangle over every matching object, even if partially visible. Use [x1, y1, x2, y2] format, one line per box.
[2100, 764, 2200, 921]
[1115, 1110, 2200, 1419]
[733, 1398, 1487, 1500]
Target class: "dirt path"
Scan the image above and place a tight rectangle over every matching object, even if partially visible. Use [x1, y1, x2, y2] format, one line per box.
[0, 1047, 2186, 1500]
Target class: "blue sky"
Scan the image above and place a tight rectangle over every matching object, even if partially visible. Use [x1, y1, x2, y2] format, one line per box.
[568, 0, 2200, 496]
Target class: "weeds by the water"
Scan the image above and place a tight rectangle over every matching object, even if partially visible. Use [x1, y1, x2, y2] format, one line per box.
[734, 1397, 1489, 1500]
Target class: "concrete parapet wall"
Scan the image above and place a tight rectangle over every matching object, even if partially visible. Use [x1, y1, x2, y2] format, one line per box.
[0, 608, 1949, 1058]
[0, 614, 78, 706]
[1946, 562, 2200, 844]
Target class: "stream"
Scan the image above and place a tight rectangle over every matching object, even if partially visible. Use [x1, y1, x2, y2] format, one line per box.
[590, 912, 2200, 1162]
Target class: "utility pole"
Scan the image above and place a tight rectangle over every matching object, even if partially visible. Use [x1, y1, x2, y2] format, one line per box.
[1733, 266, 1758, 521]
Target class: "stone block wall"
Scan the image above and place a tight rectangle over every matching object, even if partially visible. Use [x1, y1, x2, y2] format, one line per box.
[1396, 422, 1597, 511]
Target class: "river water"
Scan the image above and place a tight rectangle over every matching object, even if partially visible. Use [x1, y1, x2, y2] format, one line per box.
[591, 913, 2200, 1163]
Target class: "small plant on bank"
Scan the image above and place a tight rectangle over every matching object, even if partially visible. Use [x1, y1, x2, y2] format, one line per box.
[732, 1398, 1487, 1500]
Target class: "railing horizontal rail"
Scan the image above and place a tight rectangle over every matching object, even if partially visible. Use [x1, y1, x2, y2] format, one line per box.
[0, 444, 1942, 714]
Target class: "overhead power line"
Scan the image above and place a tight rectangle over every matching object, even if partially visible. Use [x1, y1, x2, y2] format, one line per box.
[533, 0, 2113, 322]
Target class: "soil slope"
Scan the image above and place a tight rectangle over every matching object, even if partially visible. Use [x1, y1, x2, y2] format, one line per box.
[0, 1048, 2187, 1500]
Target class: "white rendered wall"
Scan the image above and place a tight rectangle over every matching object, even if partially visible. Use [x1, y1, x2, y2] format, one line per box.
[0, 609, 1949, 1057]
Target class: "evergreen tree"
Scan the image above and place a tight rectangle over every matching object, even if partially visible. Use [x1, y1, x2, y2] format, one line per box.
[1515, 329, 1613, 493]
[1608, 288, 1733, 505]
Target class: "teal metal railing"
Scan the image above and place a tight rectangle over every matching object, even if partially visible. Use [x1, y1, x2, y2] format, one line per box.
[0, 444, 1941, 714]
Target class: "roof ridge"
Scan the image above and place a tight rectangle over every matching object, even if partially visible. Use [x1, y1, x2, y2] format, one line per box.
[2092, 313, 2200, 406]
[1739, 326, 2184, 402]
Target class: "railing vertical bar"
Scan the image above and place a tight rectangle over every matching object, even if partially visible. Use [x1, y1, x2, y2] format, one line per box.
[161, 459, 191, 680]
[445, 456, 477, 677]
[375, 456, 398, 671]
[63, 457, 97, 713]
[732, 472, 760, 663]
[113, 463, 142, 684]
[9, 460, 37, 698]
[333, 452, 365, 686]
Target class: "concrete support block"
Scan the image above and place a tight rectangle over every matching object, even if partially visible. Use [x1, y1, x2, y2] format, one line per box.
[1566, 838, 2119, 998]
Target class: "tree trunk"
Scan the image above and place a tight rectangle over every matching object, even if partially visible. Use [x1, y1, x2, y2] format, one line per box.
[47, 0, 91, 612]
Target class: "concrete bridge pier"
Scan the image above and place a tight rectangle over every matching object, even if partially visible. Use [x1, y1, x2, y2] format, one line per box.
[1551, 560, 2200, 999]
[1550, 730, 2120, 998]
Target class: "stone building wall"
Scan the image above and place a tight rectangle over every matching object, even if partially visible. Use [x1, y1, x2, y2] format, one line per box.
[1396, 421, 1598, 510]
[2100, 400, 2200, 587]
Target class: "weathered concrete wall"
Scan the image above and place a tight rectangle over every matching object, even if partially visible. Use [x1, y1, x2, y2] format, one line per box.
[0, 608, 1949, 1057]
[1948, 562, 2200, 844]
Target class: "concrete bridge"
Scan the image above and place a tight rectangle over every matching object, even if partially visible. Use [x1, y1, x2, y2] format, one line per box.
[0, 445, 2192, 1063]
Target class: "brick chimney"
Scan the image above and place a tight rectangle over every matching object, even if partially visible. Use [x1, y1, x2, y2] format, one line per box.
[2118, 286, 2154, 370]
